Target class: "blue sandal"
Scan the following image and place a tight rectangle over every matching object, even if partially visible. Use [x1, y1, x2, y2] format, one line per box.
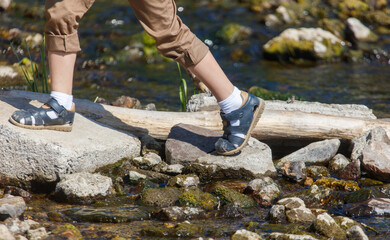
[215, 91, 265, 155]
[9, 98, 75, 132]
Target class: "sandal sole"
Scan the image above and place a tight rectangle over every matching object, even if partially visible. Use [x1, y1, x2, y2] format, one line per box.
[216, 98, 265, 156]
[9, 117, 73, 132]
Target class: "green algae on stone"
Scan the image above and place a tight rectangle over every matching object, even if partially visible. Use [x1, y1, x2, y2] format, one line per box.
[216, 23, 252, 44]
[178, 186, 219, 210]
[284, 185, 332, 208]
[52, 223, 84, 240]
[211, 185, 256, 208]
[338, 0, 369, 18]
[359, 178, 384, 187]
[343, 184, 390, 203]
[333, 216, 360, 231]
[95, 158, 132, 181]
[306, 166, 330, 179]
[319, 18, 346, 39]
[249, 86, 305, 101]
[139, 187, 182, 207]
[141, 221, 203, 238]
[314, 177, 360, 191]
[314, 213, 347, 240]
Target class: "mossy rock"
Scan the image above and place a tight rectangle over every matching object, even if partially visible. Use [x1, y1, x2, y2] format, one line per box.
[139, 187, 182, 207]
[333, 216, 360, 231]
[216, 23, 252, 44]
[211, 185, 256, 208]
[314, 177, 360, 192]
[319, 18, 346, 39]
[343, 184, 390, 203]
[178, 186, 219, 210]
[314, 213, 347, 239]
[363, 11, 390, 26]
[52, 224, 83, 240]
[95, 158, 132, 180]
[359, 178, 384, 187]
[284, 185, 332, 208]
[141, 222, 203, 238]
[248, 86, 305, 101]
[306, 166, 330, 179]
[338, 0, 369, 18]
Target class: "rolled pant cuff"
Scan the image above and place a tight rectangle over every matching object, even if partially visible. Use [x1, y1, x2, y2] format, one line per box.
[45, 32, 81, 53]
[176, 37, 209, 68]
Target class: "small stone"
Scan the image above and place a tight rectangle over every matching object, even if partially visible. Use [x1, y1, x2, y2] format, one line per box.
[167, 174, 200, 190]
[269, 205, 286, 223]
[245, 177, 280, 206]
[159, 164, 184, 175]
[314, 213, 346, 239]
[139, 187, 182, 207]
[55, 173, 114, 204]
[231, 229, 264, 240]
[211, 185, 256, 209]
[132, 152, 162, 170]
[156, 206, 205, 221]
[281, 161, 306, 183]
[0, 224, 15, 240]
[347, 225, 369, 240]
[306, 166, 330, 179]
[268, 233, 318, 240]
[218, 204, 244, 218]
[128, 171, 148, 182]
[346, 17, 378, 42]
[186, 93, 218, 112]
[26, 227, 48, 240]
[0, 195, 26, 221]
[329, 154, 361, 180]
[112, 95, 141, 109]
[285, 207, 315, 225]
[127, 169, 170, 184]
[276, 139, 340, 169]
[277, 197, 305, 210]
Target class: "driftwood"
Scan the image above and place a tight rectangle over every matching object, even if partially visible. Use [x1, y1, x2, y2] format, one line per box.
[2, 90, 390, 142]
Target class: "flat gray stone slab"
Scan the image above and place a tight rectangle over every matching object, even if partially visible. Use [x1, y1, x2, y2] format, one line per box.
[0, 94, 140, 183]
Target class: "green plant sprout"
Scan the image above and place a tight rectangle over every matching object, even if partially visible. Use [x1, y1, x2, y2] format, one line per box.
[177, 62, 188, 112]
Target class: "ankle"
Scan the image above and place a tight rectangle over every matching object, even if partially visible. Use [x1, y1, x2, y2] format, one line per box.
[50, 91, 73, 110]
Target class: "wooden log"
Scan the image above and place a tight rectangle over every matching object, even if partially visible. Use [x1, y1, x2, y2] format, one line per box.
[2, 90, 390, 141]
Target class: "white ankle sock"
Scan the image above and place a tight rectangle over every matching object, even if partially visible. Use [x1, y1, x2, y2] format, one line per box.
[51, 91, 73, 110]
[218, 87, 245, 143]
[48, 91, 73, 119]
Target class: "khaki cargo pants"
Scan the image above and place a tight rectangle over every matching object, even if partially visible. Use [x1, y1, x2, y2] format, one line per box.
[45, 0, 209, 67]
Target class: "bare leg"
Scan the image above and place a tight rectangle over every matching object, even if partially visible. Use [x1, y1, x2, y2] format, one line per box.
[188, 51, 234, 102]
[48, 51, 76, 95]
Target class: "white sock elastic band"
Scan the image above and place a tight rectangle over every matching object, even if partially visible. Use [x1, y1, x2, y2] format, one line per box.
[50, 91, 73, 110]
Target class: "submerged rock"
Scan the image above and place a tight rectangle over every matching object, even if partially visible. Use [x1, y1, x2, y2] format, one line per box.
[344, 198, 390, 217]
[263, 28, 345, 62]
[268, 233, 319, 240]
[211, 185, 256, 208]
[269, 205, 287, 223]
[231, 229, 264, 240]
[167, 174, 200, 190]
[216, 23, 252, 44]
[55, 173, 114, 204]
[51, 223, 83, 240]
[314, 177, 360, 191]
[306, 166, 330, 179]
[288, 185, 332, 208]
[343, 184, 390, 203]
[178, 187, 219, 210]
[156, 206, 205, 221]
[245, 177, 280, 206]
[139, 187, 181, 207]
[276, 139, 340, 169]
[141, 221, 203, 238]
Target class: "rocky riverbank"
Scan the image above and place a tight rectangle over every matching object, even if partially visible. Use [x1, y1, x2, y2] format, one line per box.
[0, 91, 390, 239]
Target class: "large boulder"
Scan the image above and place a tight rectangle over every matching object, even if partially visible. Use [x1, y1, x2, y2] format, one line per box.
[263, 28, 345, 62]
[0, 92, 140, 186]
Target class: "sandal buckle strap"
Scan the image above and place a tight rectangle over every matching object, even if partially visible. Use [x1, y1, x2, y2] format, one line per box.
[46, 98, 68, 117]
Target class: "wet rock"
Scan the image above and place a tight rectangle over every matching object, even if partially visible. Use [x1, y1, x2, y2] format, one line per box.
[128, 171, 147, 183]
[346, 17, 378, 42]
[263, 28, 345, 62]
[245, 177, 280, 206]
[0, 195, 25, 221]
[329, 154, 361, 180]
[346, 225, 369, 240]
[158, 164, 184, 175]
[216, 23, 252, 44]
[126, 169, 170, 184]
[197, 138, 276, 178]
[277, 197, 306, 210]
[287, 185, 332, 208]
[285, 207, 315, 225]
[139, 187, 181, 207]
[0, 224, 15, 240]
[276, 139, 340, 169]
[4, 186, 32, 203]
[218, 204, 244, 218]
[165, 123, 221, 164]
[281, 161, 306, 183]
[337, 0, 369, 18]
[314, 177, 360, 191]
[186, 92, 218, 112]
[319, 18, 346, 39]
[156, 206, 205, 221]
[131, 152, 162, 170]
[140, 134, 164, 157]
[51, 223, 83, 240]
[26, 227, 48, 240]
[343, 184, 390, 203]
[231, 229, 264, 240]
[0, 66, 20, 84]
[178, 186, 219, 210]
[276, 6, 298, 25]
[268, 233, 318, 240]
[167, 174, 200, 190]
[359, 178, 383, 187]
[55, 173, 114, 204]
[306, 166, 330, 179]
[141, 221, 203, 238]
[333, 216, 360, 230]
[211, 185, 256, 208]
[314, 213, 346, 239]
[351, 127, 390, 161]
[111, 95, 142, 109]
[65, 206, 150, 223]
[362, 140, 390, 182]
[345, 198, 390, 217]
[269, 205, 287, 223]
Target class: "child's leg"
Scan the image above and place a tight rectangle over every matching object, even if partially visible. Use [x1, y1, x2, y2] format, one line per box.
[10, 0, 95, 131]
[128, 0, 265, 155]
